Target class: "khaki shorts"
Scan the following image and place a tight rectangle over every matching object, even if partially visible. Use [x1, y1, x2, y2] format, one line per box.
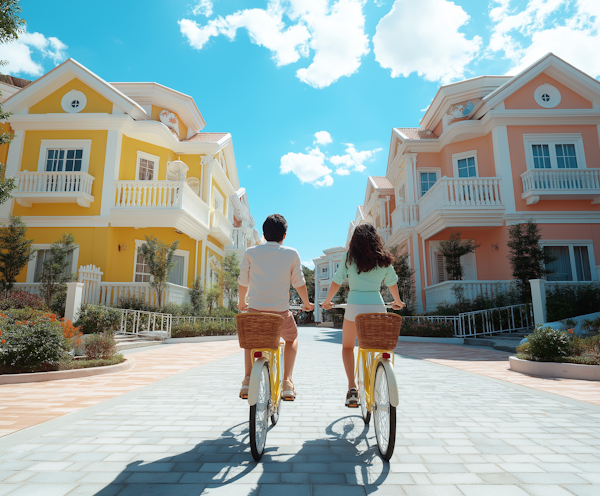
[248, 308, 298, 342]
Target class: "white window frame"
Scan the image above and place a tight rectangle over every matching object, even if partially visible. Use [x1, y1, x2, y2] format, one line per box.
[417, 168, 441, 199]
[37, 140, 92, 173]
[133, 239, 189, 286]
[523, 134, 587, 170]
[540, 240, 597, 282]
[452, 150, 479, 178]
[26, 244, 80, 283]
[212, 187, 224, 212]
[429, 240, 477, 285]
[333, 262, 340, 273]
[135, 151, 160, 181]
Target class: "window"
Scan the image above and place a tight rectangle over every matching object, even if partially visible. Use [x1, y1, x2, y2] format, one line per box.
[544, 244, 593, 282]
[136, 151, 160, 181]
[46, 149, 83, 172]
[168, 255, 185, 286]
[457, 157, 476, 178]
[27, 244, 79, 283]
[134, 240, 189, 286]
[134, 253, 151, 282]
[33, 250, 74, 283]
[334, 262, 340, 273]
[523, 134, 586, 170]
[420, 172, 438, 197]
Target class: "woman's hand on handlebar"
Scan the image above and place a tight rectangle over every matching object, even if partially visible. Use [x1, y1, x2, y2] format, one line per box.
[320, 301, 333, 310]
[391, 300, 405, 311]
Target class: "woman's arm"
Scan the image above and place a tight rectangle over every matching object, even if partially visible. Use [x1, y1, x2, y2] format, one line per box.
[388, 284, 405, 311]
[320, 282, 341, 309]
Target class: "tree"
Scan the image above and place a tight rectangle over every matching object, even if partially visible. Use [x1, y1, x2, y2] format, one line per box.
[439, 232, 480, 281]
[190, 275, 204, 314]
[302, 265, 315, 301]
[0, 215, 35, 296]
[137, 235, 179, 307]
[39, 233, 77, 308]
[205, 283, 220, 315]
[389, 245, 415, 314]
[220, 252, 240, 311]
[507, 219, 556, 301]
[0, 1, 26, 206]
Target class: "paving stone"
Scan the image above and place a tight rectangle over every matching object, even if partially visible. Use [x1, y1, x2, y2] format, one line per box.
[520, 485, 575, 496]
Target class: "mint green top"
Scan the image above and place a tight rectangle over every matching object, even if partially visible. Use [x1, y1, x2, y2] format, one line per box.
[332, 253, 399, 305]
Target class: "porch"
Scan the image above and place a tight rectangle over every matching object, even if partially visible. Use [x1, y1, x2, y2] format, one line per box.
[424, 280, 516, 310]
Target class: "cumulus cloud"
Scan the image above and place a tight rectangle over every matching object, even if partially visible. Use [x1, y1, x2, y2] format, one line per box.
[280, 146, 334, 187]
[179, 0, 369, 88]
[302, 260, 315, 269]
[192, 0, 214, 17]
[314, 130, 332, 145]
[373, 0, 482, 83]
[330, 143, 382, 174]
[488, 0, 600, 78]
[0, 31, 67, 77]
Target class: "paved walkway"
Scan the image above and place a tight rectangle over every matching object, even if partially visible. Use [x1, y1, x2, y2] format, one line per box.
[0, 328, 599, 495]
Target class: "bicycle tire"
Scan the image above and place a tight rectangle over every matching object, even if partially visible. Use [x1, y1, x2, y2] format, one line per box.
[358, 353, 371, 425]
[271, 408, 279, 426]
[250, 362, 270, 461]
[374, 362, 396, 461]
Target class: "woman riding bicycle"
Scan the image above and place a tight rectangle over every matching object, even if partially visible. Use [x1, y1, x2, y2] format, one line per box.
[320, 224, 405, 407]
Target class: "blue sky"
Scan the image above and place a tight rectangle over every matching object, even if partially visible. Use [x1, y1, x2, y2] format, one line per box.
[4, 0, 600, 267]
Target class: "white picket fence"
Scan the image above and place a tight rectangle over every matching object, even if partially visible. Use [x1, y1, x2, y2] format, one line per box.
[78, 264, 103, 304]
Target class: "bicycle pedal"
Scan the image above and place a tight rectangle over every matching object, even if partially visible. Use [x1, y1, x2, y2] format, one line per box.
[347, 403, 359, 408]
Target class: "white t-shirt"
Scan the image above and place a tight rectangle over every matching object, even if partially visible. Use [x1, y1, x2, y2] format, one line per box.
[238, 242, 306, 312]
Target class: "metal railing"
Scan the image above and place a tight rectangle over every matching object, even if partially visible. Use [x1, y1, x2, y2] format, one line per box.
[456, 304, 533, 338]
[118, 308, 172, 340]
[402, 315, 461, 336]
[171, 316, 235, 325]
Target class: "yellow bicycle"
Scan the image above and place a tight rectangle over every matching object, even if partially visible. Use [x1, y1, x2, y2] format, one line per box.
[355, 312, 402, 461]
[237, 313, 285, 461]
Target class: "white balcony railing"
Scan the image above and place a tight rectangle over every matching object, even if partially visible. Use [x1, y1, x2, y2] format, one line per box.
[210, 209, 234, 245]
[98, 282, 191, 307]
[319, 271, 329, 280]
[391, 204, 419, 229]
[227, 228, 250, 251]
[419, 177, 503, 220]
[424, 280, 516, 310]
[14, 171, 95, 208]
[377, 227, 391, 243]
[113, 180, 210, 227]
[521, 168, 600, 205]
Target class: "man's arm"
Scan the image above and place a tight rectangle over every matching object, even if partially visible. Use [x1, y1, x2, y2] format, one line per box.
[237, 284, 248, 311]
[295, 284, 314, 312]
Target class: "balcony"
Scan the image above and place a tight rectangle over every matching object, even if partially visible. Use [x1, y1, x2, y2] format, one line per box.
[521, 168, 600, 205]
[424, 280, 515, 311]
[391, 204, 419, 230]
[14, 171, 95, 208]
[210, 209, 234, 246]
[111, 180, 210, 238]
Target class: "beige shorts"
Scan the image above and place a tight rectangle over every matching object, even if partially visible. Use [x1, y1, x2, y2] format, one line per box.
[344, 303, 387, 322]
[248, 308, 298, 342]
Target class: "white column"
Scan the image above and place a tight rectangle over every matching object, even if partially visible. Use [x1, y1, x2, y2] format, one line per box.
[0, 129, 25, 218]
[194, 239, 199, 281]
[529, 279, 547, 327]
[64, 282, 84, 322]
[100, 130, 122, 217]
[405, 154, 417, 204]
[596, 265, 600, 281]
[412, 234, 423, 313]
[199, 239, 207, 289]
[491, 126, 516, 214]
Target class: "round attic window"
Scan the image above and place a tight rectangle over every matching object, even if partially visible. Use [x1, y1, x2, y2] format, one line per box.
[61, 90, 87, 113]
[534, 84, 561, 109]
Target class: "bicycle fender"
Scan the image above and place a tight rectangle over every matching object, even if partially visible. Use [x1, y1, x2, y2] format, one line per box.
[248, 357, 268, 406]
[380, 360, 399, 407]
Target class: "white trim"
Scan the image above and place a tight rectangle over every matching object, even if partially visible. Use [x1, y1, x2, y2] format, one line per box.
[451, 150, 478, 178]
[132, 239, 190, 286]
[492, 126, 516, 215]
[0, 216, 110, 227]
[534, 83, 561, 109]
[504, 212, 600, 224]
[133, 239, 151, 283]
[60, 89, 87, 113]
[205, 239, 225, 257]
[100, 130, 121, 217]
[523, 133, 586, 170]
[417, 168, 440, 199]
[539, 240, 596, 282]
[412, 235, 423, 313]
[0, 129, 24, 218]
[212, 186, 224, 212]
[135, 150, 160, 181]
[428, 240, 478, 284]
[36, 139, 92, 173]
[26, 243, 79, 283]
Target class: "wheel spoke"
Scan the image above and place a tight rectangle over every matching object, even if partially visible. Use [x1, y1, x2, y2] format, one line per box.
[374, 365, 391, 454]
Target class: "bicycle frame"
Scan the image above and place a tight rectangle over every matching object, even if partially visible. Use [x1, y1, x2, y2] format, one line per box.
[247, 343, 285, 410]
[356, 348, 399, 411]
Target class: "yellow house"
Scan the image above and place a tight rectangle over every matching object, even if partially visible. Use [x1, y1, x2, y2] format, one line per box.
[0, 59, 257, 306]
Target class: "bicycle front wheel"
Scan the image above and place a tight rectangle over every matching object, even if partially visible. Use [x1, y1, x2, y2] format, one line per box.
[358, 353, 371, 425]
[374, 362, 396, 461]
[250, 362, 271, 461]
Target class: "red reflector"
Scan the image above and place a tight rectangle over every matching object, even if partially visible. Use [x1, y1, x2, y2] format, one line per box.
[382, 353, 391, 359]
[253, 351, 262, 358]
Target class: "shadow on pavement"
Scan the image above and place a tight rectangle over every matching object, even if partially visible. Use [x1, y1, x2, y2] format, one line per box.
[94, 416, 389, 495]
[313, 329, 343, 345]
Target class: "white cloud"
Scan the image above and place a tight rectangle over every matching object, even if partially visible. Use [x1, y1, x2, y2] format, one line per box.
[373, 0, 482, 83]
[302, 260, 315, 269]
[179, 0, 370, 88]
[314, 130, 332, 145]
[192, 0, 213, 17]
[488, 0, 600, 78]
[280, 146, 334, 187]
[0, 31, 67, 77]
[330, 143, 382, 174]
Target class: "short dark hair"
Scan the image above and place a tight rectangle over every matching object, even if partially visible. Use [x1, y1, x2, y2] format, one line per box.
[263, 214, 288, 242]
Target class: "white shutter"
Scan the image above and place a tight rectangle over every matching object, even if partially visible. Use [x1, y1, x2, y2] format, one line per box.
[435, 252, 447, 283]
[461, 252, 477, 280]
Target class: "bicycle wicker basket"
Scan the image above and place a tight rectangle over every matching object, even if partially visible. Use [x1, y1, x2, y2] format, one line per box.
[236, 312, 284, 350]
[355, 313, 402, 350]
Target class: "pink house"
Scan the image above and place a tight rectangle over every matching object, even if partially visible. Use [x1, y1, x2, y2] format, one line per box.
[356, 53, 600, 313]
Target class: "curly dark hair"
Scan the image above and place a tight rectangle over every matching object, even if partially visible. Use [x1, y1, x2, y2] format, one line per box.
[346, 223, 394, 274]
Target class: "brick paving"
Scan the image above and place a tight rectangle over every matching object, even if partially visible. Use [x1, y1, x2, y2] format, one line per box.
[395, 342, 600, 407]
[0, 341, 241, 438]
[0, 328, 599, 495]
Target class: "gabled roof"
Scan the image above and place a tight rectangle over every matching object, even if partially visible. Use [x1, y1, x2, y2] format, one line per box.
[3, 58, 148, 119]
[395, 128, 439, 141]
[369, 176, 394, 189]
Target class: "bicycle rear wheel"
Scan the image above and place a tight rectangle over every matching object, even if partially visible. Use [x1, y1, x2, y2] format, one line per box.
[358, 353, 371, 425]
[250, 362, 270, 461]
[374, 362, 396, 461]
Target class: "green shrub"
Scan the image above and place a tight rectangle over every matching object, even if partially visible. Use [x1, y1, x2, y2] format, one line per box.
[74, 304, 122, 335]
[526, 325, 570, 361]
[516, 341, 530, 355]
[171, 320, 237, 338]
[581, 317, 600, 338]
[49, 286, 67, 318]
[0, 291, 48, 311]
[0, 318, 69, 373]
[83, 333, 117, 359]
[546, 283, 600, 322]
[0, 308, 49, 324]
[400, 319, 454, 337]
[61, 354, 124, 370]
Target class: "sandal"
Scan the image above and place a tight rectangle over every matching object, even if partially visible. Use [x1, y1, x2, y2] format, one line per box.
[345, 388, 359, 408]
[239, 376, 250, 399]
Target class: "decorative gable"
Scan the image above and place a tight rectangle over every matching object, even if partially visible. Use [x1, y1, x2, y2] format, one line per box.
[29, 77, 113, 114]
[504, 73, 593, 110]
